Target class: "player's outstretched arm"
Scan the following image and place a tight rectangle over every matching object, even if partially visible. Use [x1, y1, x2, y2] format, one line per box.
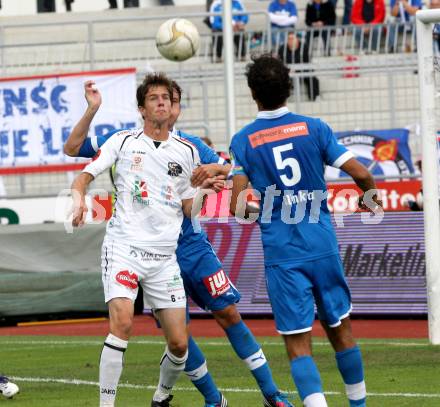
[63, 80, 101, 156]
[340, 158, 383, 210]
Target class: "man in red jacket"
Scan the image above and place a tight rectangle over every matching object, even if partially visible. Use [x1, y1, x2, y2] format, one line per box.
[351, 0, 385, 53]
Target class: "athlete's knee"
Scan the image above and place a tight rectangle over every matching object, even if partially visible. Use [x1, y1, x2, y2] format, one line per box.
[283, 332, 312, 360]
[167, 337, 188, 358]
[213, 304, 242, 329]
[108, 300, 134, 340]
[326, 319, 356, 352]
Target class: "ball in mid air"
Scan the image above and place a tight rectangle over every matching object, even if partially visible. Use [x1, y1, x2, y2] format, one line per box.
[156, 18, 200, 62]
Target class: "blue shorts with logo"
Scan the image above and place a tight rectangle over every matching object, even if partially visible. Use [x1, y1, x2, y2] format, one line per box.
[265, 253, 352, 335]
[177, 243, 241, 312]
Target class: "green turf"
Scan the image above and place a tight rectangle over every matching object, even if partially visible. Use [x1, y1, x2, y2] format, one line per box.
[0, 336, 439, 406]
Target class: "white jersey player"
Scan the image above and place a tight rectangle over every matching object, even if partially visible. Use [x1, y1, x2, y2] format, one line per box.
[70, 73, 222, 407]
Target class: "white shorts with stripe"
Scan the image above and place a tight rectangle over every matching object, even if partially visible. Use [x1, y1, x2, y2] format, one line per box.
[101, 238, 186, 309]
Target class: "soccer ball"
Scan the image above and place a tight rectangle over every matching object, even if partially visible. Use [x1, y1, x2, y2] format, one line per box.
[156, 18, 200, 62]
[1, 381, 19, 398]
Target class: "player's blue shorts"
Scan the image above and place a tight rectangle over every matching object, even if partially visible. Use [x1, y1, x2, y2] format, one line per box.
[265, 253, 351, 335]
[177, 243, 241, 312]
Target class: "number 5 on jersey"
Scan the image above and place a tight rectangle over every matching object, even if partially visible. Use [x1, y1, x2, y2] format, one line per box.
[272, 143, 301, 186]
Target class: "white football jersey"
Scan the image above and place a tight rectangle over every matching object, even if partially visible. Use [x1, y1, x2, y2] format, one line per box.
[83, 128, 200, 248]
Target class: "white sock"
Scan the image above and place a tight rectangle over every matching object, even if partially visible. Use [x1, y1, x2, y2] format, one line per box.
[153, 347, 188, 402]
[304, 392, 328, 407]
[99, 334, 128, 407]
[346, 381, 366, 401]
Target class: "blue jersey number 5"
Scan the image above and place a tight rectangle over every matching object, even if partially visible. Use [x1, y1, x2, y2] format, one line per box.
[272, 143, 301, 186]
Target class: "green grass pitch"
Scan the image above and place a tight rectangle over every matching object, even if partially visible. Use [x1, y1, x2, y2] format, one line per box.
[0, 336, 439, 406]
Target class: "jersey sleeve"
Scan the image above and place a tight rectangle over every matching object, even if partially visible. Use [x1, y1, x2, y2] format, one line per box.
[82, 135, 122, 178]
[180, 147, 200, 200]
[318, 120, 354, 168]
[186, 135, 223, 165]
[229, 136, 248, 176]
[78, 130, 120, 158]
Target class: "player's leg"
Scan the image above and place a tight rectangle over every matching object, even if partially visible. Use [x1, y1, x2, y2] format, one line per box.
[321, 319, 366, 407]
[179, 251, 226, 406]
[213, 305, 293, 406]
[141, 248, 188, 406]
[312, 255, 366, 407]
[153, 307, 188, 405]
[266, 263, 327, 407]
[181, 246, 291, 406]
[100, 239, 138, 407]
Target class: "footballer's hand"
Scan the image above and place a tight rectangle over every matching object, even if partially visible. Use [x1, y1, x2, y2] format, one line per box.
[201, 175, 226, 193]
[358, 193, 383, 212]
[84, 80, 102, 112]
[191, 164, 219, 187]
[72, 196, 88, 227]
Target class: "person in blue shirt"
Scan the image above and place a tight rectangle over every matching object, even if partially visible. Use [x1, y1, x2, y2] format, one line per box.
[230, 55, 383, 407]
[268, 0, 298, 49]
[209, 0, 249, 60]
[64, 79, 293, 407]
[387, 0, 422, 52]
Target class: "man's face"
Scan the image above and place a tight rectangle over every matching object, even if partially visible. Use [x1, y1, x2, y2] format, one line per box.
[169, 89, 181, 129]
[139, 85, 171, 125]
[431, 0, 440, 9]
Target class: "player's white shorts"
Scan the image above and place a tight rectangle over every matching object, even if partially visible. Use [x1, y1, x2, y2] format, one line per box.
[101, 238, 186, 309]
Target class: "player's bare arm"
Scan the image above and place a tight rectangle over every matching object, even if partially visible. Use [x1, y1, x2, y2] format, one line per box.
[71, 172, 94, 227]
[191, 163, 231, 187]
[230, 174, 260, 219]
[340, 158, 383, 210]
[63, 81, 102, 156]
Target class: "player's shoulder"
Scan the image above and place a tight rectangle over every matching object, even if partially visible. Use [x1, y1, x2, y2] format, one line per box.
[112, 128, 143, 139]
[171, 133, 198, 160]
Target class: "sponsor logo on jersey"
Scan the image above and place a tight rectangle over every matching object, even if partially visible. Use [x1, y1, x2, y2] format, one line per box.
[132, 178, 151, 205]
[115, 270, 138, 290]
[249, 122, 309, 148]
[203, 269, 231, 298]
[168, 162, 183, 177]
[131, 155, 144, 172]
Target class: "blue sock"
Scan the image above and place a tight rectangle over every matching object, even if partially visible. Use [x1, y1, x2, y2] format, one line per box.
[225, 321, 278, 397]
[336, 345, 366, 407]
[184, 336, 221, 405]
[290, 355, 323, 401]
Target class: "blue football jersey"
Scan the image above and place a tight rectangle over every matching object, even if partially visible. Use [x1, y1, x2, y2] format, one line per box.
[76, 129, 226, 254]
[230, 107, 353, 266]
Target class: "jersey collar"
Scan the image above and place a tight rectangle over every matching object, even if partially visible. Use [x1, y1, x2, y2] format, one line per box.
[256, 106, 289, 119]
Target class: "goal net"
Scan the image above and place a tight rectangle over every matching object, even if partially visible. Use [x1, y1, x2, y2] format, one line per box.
[416, 9, 440, 344]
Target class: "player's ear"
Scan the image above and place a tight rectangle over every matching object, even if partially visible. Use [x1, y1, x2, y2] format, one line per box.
[138, 106, 145, 120]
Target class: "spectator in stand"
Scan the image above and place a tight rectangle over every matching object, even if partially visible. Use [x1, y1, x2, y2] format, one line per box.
[351, 0, 385, 53]
[108, 0, 140, 8]
[330, 0, 352, 25]
[305, 0, 336, 55]
[387, 0, 422, 52]
[268, 0, 298, 49]
[431, 0, 440, 53]
[210, 0, 249, 61]
[278, 32, 320, 101]
[65, 0, 74, 11]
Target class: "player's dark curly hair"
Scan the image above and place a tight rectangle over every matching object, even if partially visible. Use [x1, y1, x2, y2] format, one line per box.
[245, 54, 292, 110]
[136, 72, 173, 107]
[171, 80, 182, 102]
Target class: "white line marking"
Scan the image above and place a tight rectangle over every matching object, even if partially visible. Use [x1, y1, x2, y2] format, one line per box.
[0, 339, 430, 347]
[10, 376, 440, 399]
